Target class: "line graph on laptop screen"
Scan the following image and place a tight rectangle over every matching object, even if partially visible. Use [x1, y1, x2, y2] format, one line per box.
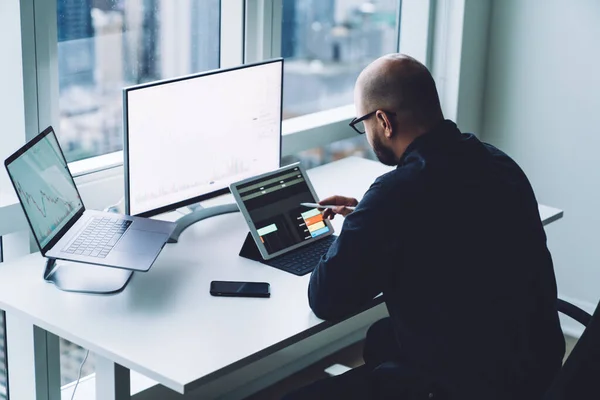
[6, 134, 83, 248]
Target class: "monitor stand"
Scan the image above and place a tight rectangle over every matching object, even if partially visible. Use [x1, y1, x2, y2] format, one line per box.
[43, 258, 133, 294]
[168, 203, 240, 243]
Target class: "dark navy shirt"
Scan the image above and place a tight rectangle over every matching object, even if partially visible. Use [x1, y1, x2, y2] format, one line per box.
[309, 120, 565, 399]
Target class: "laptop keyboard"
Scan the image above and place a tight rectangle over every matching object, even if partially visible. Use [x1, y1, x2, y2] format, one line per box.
[267, 235, 337, 276]
[64, 217, 132, 258]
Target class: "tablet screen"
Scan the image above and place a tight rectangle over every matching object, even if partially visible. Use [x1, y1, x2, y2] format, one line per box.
[235, 166, 331, 255]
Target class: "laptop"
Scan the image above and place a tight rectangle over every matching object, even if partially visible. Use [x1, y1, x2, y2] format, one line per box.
[230, 163, 337, 276]
[4, 126, 176, 272]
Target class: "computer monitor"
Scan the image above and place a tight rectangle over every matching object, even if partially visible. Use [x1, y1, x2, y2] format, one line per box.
[123, 59, 283, 220]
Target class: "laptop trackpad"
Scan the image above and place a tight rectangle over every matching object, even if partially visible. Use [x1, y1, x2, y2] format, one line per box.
[113, 230, 167, 254]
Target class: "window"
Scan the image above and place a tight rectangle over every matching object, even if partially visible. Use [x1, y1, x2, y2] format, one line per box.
[56, 0, 221, 162]
[283, 134, 376, 168]
[281, 0, 400, 118]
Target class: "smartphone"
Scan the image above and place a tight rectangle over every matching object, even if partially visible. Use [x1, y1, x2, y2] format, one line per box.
[210, 281, 270, 298]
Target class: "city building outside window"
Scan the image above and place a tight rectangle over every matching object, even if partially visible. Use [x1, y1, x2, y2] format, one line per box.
[281, 0, 400, 119]
[281, 0, 400, 166]
[57, 0, 221, 162]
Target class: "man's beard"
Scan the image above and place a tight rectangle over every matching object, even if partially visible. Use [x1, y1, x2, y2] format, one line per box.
[372, 134, 399, 166]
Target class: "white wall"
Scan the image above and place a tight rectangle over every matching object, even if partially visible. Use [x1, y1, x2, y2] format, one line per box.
[482, 0, 600, 324]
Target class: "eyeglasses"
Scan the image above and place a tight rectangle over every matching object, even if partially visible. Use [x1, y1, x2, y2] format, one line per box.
[349, 110, 396, 134]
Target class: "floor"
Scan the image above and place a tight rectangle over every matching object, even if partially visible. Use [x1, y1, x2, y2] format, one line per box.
[245, 335, 579, 400]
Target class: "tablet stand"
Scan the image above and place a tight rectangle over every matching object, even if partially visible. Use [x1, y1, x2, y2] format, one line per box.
[43, 258, 133, 294]
[168, 203, 240, 243]
[239, 232, 264, 262]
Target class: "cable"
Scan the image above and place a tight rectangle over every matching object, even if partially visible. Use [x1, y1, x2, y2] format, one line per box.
[70, 349, 90, 400]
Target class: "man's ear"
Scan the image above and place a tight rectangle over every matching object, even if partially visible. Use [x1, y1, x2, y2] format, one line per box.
[376, 111, 393, 139]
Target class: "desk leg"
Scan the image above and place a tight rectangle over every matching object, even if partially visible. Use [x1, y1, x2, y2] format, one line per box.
[5, 314, 61, 400]
[95, 354, 131, 400]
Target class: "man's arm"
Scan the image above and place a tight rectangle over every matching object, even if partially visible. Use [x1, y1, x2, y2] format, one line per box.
[309, 179, 398, 320]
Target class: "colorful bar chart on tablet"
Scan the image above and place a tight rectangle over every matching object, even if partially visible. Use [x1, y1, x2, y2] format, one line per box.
[301, 209, 329, 238]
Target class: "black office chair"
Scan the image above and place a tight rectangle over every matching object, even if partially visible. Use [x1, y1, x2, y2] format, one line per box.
[371, 298, 600, 399]
[544, 298, 600, 399]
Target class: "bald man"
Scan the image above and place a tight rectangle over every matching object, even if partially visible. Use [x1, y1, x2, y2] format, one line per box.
[284, 54, 564, 399]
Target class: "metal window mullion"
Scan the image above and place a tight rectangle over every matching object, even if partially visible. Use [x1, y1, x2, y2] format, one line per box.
[244, 0, 266, 63]
[395, 0, 437, 66]
[6, 316, 60, 400]
[33, 0, 59, 135]
[399, 0, 434, 66]
[22, 0, 59, 140]
[269, 0, 282, 59]
[244, 0, 281, 63]
[220, 0, 246, 67]
[395, 0, 403, 52]
[18, 0, 40, 143]
[34, 329, 61, 400]
[425, 0, 438, 68]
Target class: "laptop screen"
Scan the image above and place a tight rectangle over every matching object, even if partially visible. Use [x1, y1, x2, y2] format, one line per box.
[235, 166, 331, 255]
[5, 129, 83, 250]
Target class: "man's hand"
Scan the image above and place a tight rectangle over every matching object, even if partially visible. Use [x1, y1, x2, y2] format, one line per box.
[319, 195, 359, 220]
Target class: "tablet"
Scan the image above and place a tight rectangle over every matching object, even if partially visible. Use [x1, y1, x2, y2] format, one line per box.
[230, 163, 334, 260]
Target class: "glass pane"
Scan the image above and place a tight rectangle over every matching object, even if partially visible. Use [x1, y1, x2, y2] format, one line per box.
[281, 0, 400, 118]
[282, 134, 376, 169]
[60, 339, 94, 386]
[57, 0, 221, 162]
[0, 311, 6, 400]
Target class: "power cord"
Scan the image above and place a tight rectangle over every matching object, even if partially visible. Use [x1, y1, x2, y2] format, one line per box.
[70, 349, 90, 400]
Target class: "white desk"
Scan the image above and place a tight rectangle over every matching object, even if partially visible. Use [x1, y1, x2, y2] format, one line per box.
[539, 204, 563, 226]
[0, 157, 563, 400]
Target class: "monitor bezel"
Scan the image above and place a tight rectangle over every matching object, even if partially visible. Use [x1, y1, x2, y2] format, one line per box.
[4, 126, 86, 255]
[123, 58, 284, 217]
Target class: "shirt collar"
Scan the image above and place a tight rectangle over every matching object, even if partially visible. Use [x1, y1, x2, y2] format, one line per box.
[397, 119, 461, 166]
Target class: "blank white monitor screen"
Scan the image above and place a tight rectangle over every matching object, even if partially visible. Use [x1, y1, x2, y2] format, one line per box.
[125, 60, 282, 216]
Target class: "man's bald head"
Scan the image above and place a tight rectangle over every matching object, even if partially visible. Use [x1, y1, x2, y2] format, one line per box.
[356, 54, 443, 130]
